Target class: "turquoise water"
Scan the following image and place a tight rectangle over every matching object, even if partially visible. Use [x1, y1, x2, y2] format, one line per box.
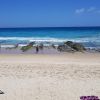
[0, 27, 100, 48]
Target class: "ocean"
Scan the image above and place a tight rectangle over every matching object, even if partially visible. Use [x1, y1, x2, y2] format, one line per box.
[0, 27, 100, 48]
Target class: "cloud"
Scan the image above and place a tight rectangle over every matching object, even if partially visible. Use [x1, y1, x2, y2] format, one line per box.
[75, 7, 100, 14]
[75, 8, 85, 14]
[87, 7, 96, 12]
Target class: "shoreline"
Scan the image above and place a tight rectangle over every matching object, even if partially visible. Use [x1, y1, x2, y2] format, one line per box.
[0, 52, 100, 64]
[1, 40, 100, 55]
[0, 46, 100, 54]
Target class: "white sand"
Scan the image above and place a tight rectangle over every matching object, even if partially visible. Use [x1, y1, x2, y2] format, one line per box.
[0, 53, 100, 100]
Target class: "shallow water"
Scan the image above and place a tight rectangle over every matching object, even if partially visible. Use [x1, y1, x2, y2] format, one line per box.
[0, 27, 100, 48]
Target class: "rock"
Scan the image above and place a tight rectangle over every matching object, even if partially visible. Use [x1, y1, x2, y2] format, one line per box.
[29, 42, 35, 46]
[21, 42, 35, 52]
[65, 41, 86, 52]
[0, 90, 4, 94]
[71, 43, 86, 51]
[58, 41, 86, 52]
[57, 44, 75, 52]
[64, 41, 74, 47]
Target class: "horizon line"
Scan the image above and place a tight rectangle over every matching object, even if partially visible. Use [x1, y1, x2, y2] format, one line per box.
[0, 26, 100, 29]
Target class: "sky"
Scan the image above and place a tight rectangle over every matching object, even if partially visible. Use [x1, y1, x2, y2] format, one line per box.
[0, 0, 100, 27]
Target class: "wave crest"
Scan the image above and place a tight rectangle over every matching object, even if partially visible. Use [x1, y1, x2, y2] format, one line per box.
[0, 37, 100, 43]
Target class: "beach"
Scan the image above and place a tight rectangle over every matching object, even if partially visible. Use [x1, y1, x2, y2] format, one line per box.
[0, 53, 100, 100]
[0, 0, 100, 99]
[0, 27, 100, 100]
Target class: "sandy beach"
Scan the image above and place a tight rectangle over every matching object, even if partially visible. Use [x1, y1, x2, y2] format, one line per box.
[0, 53, 100, 100]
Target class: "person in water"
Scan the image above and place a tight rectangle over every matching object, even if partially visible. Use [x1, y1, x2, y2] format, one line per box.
[36, 45, 39, 53]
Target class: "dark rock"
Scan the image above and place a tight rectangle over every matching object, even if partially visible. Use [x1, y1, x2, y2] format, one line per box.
[58, 41, 86, 52]
[65, 41, 86, 52]
[71, 43, 86, 51]
[29, 42, 35, 46]
[57, 44, 75, 52]
[64, 41, 74, 47]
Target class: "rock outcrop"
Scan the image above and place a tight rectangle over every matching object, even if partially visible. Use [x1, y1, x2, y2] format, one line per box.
[57, 44, 75, 52]
[21, 42, 35, 52]
[58, 41, 86, 52]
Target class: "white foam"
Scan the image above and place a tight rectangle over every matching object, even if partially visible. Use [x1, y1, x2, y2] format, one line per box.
[0, 37, 100, 43]
[1, 45, 15, 48]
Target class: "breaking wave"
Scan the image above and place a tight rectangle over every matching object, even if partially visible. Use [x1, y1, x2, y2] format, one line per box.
[0, 37, 100, 43]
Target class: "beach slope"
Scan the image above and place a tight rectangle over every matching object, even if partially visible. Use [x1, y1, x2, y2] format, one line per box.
[0, 53, 100, 100]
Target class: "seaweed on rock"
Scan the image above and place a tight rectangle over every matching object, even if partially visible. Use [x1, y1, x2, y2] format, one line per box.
[21, 42, 35, 52]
